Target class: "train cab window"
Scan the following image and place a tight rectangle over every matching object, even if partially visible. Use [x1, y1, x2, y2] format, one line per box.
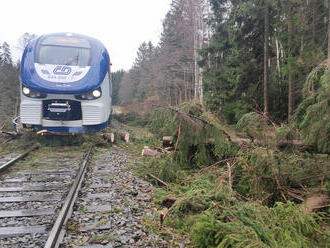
[37, 36, 91, 66]
[38, 46, 90, 66]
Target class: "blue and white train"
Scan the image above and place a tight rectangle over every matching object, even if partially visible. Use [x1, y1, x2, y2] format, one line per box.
[20, 33, 112, 133]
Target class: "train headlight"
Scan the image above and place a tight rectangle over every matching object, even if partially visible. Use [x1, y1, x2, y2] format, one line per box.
[22, 86, 47, 98]
[75, 87, 102, 100]
[92, 89, 101, 98]
[22, 87, 30, 95]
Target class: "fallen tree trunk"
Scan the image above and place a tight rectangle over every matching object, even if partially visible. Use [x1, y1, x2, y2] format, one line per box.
[231, 137, 311, 150]
[275, 140, 310, 149]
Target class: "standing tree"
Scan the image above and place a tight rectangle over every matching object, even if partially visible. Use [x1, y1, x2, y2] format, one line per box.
[0, 41, 20, 122]
[328, 0, 330, 67]
[111, 70, 125, 105]
[0, 42, 13, 65]
[287, 3, 294, 122]
[17, 32, 37, 52]
[263, 0, 269, 116]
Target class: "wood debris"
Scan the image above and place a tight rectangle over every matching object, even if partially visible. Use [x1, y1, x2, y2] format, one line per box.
[142, 146, 160, 157]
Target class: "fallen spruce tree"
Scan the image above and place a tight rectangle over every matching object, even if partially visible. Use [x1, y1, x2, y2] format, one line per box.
[137, 101, 329, 247]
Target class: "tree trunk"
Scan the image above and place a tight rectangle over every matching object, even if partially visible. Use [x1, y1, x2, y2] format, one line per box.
[263, 0, 269, 117]
[288, 5, 294, 122]
[275, 39, 281, 78]
[194, 29, 199, 100]
[328, 0, 330, 67]
[312, 0, 316, 44]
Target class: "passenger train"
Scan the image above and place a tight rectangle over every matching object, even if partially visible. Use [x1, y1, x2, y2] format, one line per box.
[20, 33, 112, 133]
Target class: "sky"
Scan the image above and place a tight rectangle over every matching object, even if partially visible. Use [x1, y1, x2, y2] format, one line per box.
[0, 0, 172, 71]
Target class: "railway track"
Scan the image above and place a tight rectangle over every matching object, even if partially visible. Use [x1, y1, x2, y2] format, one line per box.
[0, 146, 92, 248]
[0, 145, 168, 247]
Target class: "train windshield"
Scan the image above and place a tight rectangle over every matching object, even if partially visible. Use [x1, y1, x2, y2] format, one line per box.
[38, 45, 90, 66]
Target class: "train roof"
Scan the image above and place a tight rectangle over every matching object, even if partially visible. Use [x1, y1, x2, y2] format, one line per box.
[20, 33, 110, 94]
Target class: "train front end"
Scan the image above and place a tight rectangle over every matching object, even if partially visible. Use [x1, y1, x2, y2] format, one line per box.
[20, 33, 112, 134]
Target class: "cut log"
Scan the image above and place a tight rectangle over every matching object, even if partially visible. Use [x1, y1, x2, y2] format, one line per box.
[102, 133, 115, 143]
[117, 131, 130, 143]
[232, 137, 312, 150]
[142, 146, 160, 157]
[162, 136, 173, 147]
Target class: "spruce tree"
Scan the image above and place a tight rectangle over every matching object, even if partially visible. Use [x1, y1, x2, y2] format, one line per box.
[0, 42, 13, 65]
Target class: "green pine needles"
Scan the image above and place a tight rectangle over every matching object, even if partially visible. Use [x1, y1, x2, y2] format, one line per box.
[192, 202, 324, 248]
[293, 68, 330, 153]
[139, 102, 329, 247]
[148, 103, 237, 169]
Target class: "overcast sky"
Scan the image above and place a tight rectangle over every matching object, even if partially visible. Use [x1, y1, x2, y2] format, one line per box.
[0, 0, 172, 71]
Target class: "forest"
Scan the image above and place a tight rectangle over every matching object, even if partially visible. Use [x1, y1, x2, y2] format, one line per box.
[116, 0, 330, 246]
[119, 0, 330, 126]
[0, 0, 329, 246]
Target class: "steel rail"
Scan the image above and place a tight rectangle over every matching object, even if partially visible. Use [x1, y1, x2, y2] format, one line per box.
[44, 146, 93, 248]
[0, 145, 39, 173]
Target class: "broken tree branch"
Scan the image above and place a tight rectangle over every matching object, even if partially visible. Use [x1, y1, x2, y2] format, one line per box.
[147, 173, 168, 187]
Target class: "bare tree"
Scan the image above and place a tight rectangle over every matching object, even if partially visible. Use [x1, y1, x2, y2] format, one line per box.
[16, 33, 37, 52]
[191, 0, 212, 104]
